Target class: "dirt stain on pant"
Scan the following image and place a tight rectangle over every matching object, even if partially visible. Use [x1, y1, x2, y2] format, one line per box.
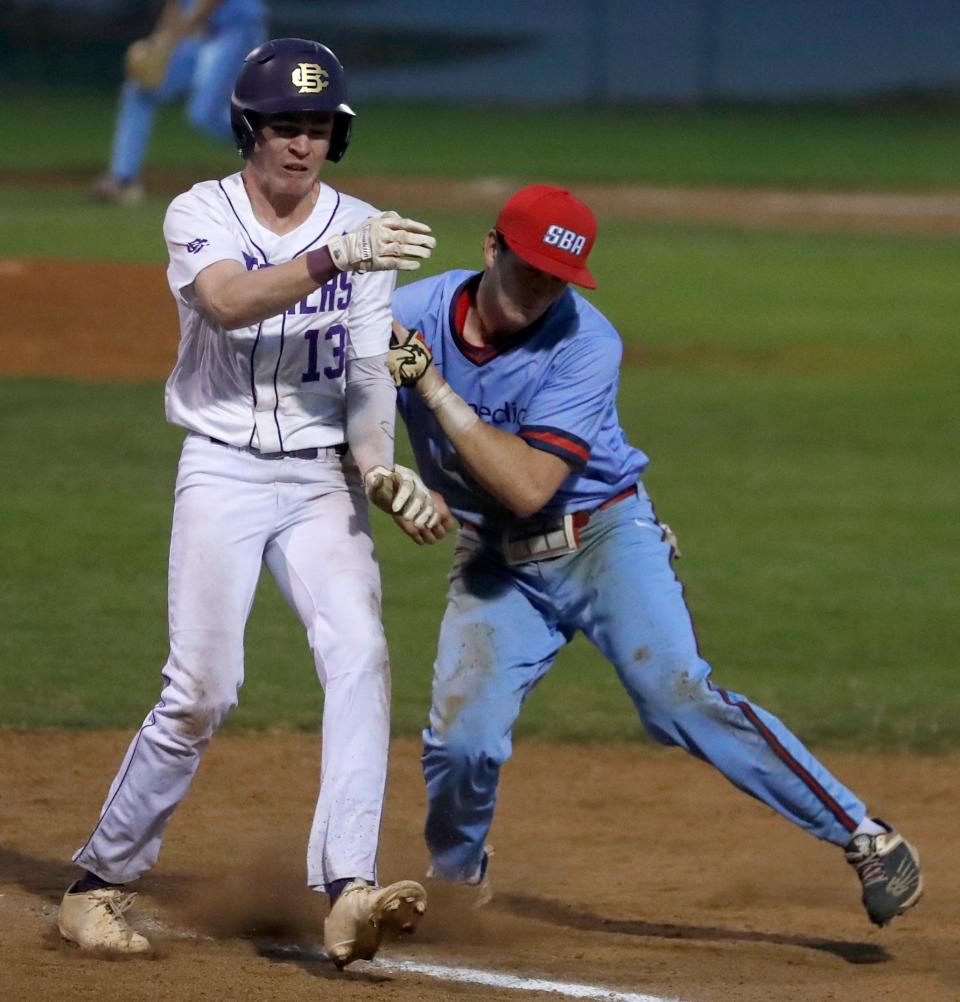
[434, 623, 497, 737]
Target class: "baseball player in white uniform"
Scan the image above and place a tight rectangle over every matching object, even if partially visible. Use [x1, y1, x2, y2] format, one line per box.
[59, 38, 437, 968]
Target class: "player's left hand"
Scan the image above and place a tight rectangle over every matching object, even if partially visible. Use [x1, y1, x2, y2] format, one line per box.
[392, 490, 455, 544]
[328, 211, 436, 274]
[388, 320, 433, 388]
[364, 464, 440, 529]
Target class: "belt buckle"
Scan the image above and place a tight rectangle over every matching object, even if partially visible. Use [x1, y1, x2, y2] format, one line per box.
[284, 445, 345, 459]
[501, 514, 578, 565]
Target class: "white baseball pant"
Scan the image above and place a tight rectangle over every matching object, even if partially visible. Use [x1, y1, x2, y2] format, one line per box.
[73, 433, 391, 889]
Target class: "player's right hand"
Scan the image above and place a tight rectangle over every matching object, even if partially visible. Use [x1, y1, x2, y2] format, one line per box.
[387, 321, 433, 388]
[364, 464, 440, 529]
[392, 490, 455, 545]
[327, 211, 436, 274]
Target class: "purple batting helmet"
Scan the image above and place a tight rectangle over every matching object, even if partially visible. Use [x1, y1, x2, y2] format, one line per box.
[230, 38, 355, 162]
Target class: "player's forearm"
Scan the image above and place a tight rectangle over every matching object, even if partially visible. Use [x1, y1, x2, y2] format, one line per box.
[160, 0, 221, 36]
[345, 353, 396, 475]
[416, 369, 563, 519]
[156, 1, 189, 37]
[190, 0, 224, 19]
[454, 428, 559, 519]
[201, 251, 339, 330]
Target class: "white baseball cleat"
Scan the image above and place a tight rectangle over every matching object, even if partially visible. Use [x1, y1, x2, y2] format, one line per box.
[58, 882, 151, 953]
[323, 878, 427, 969]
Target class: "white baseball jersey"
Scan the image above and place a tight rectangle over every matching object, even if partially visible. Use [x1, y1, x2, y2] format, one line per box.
[163, 172, 395, 453]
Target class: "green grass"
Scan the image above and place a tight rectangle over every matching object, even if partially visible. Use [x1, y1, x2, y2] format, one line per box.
[1, 210, 958, 748]
[0, 187, 169, 262]
[2, 88, 958, 748]
[6, 91, 960, 189]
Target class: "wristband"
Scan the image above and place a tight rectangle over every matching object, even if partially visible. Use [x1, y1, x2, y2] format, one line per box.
[305, 247, 337, 286]
[423, 381, 479, 435]
[420, 380, 451, 409]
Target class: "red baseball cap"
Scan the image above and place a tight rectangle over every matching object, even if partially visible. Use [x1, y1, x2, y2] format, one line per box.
[495, 184, 597, 289]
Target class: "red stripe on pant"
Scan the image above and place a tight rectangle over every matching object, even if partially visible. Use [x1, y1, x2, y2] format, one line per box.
[713, 684, 857, 833]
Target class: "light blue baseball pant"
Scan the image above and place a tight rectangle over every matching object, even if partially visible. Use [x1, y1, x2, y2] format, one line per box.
[108, 21, 264, 183]
[422, 487, 867, 882]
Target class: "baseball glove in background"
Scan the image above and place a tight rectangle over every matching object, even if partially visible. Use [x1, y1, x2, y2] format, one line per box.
[124, 33, 176, 90]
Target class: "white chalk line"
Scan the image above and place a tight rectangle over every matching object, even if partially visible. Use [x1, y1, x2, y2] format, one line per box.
[44, 904, 694, 1002]
[368, 956, 692, 1002]
[264, 945, 692, 1002]
[257, 943, 692, 1002]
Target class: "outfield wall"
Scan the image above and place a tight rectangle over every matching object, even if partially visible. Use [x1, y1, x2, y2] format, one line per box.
[3, 0, 960, 103]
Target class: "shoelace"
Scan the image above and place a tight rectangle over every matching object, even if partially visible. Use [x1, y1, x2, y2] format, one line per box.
[102, 891, 138, 919]
[855, 852, 887, 888]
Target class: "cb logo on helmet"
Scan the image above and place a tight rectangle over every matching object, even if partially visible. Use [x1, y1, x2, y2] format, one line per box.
[291, 63, 329, 94]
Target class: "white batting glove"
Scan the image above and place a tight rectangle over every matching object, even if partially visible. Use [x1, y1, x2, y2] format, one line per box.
[364, 464, 440, 529]
[327, 211, 436, 273]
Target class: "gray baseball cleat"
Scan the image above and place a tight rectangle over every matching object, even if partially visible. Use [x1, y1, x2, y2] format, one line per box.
[845, 820, 923, 926]
[58, 881, 151, 953]
[323, 878, 427, 969]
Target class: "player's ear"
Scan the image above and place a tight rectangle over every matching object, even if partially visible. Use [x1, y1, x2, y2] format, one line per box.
[482, 229, 499, 268]
[246, 112, 269, 150]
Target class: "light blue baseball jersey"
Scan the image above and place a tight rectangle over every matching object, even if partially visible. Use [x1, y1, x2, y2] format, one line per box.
[399, 274, 870, 888]
[394, 270, 649, 526]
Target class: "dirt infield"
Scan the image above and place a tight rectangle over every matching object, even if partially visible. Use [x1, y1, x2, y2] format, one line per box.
[1, 732, 958, 1002]
[1, 246, 957, 1001]
[0, 258, 178, 380]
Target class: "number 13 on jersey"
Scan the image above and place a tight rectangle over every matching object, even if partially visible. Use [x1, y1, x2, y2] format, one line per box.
[303, 323, 346, 381]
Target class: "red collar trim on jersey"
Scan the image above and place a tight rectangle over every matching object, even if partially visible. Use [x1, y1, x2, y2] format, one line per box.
[451, 276, 499, 365]
[453, 279, 472, 335]
[449, 273, 553, 367]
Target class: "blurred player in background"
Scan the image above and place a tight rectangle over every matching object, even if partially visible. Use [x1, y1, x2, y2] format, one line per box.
[387, 184, 924, 929]
[94, 0, 267, 204]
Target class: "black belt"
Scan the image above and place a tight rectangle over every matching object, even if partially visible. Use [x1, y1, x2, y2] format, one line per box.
[209, 437, 347, 459]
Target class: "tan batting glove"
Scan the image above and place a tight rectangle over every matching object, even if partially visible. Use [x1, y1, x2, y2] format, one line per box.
[387, 327, 433, 388]
[364, 464, 440, 529]
[327, 211, 436, 273]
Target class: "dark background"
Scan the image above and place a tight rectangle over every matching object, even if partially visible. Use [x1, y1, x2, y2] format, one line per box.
[4, 0, 960, 104]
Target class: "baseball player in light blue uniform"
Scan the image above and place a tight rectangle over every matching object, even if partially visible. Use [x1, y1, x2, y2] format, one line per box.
[96, 0, 266, 203]
[388, 184, 923, 927]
